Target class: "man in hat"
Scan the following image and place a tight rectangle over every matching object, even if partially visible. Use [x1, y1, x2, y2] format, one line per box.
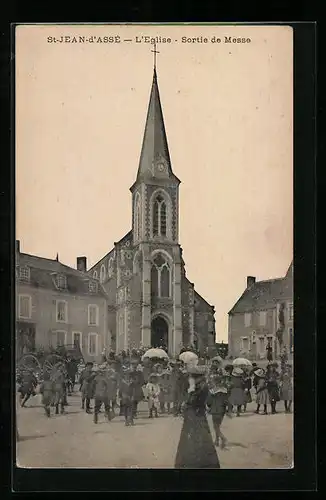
[92, 364, 112, 423]
[266, 340, 273, 363]
[51, 362, 67, 415]
[119, 367, 135, 426]
[266, 363, 280, 414]
[106, 360, 119, 417]
[223, 364, 234, 417]
[39, 370, 54, 417]
[18, 367, 38, 408]
[79, 362, 95, 413]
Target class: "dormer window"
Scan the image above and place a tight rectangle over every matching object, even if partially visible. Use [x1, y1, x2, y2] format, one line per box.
[56, 274, 67, 289]
[19, 266, 30, 282]
[89, 281, 98, 293]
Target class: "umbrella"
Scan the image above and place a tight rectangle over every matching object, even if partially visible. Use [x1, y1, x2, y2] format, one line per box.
[179, 351, 199, 364]
[141, 348, 169, 360]
[232, 357, 252, 367]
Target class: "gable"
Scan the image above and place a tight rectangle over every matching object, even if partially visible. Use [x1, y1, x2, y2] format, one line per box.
[17, 253, 106, 297]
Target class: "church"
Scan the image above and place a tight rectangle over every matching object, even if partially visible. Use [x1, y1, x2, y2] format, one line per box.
[87, 66, 216, 357]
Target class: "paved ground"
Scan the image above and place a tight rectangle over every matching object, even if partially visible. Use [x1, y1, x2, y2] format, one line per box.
[16, 392, 293, 469]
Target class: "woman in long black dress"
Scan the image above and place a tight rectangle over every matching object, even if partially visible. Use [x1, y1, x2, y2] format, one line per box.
[174, 365, 220, 469]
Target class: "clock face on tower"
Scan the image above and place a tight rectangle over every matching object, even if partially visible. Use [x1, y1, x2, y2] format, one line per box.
[156, 161, 168, 175]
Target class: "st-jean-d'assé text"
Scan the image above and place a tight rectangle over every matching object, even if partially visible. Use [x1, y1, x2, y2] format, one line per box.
[47, 35, 252, 44]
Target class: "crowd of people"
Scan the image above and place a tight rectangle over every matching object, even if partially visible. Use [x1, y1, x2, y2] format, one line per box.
[16, 351, 293, 468]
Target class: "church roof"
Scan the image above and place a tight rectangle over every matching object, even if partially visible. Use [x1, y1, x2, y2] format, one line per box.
[87, 230, 132, 272]
[132, 68, 180, 188]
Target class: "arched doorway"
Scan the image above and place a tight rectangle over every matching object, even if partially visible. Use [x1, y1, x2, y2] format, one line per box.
[151, 316, 169, 349]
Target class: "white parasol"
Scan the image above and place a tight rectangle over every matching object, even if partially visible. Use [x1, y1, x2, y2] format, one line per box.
[179, 351, 199, 364]
[141, 348, 169, 360]
[232, 357, 252, 367]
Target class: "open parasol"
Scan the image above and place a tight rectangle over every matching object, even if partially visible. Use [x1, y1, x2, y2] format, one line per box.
[141, 348, 169, 360]
[232, 357, 252, 367]
[179, 351, 199, 364]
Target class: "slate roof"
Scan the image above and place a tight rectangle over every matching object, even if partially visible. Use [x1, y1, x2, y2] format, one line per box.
[17, 252, 107, 297]
[194, 290, 215, 312]
[131, 68, 180, 190]
[184, 276, 214, 311]
[228, 263, 293, 315]
[87, 230, 132, 272]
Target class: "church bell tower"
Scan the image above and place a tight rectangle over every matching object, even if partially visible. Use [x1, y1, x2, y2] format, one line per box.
[130, 56, 183, 356]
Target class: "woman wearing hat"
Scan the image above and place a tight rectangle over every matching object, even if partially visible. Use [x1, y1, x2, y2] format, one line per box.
[254, 369, 269, 414]
[174, 365, 220, 469]
[228, 367, 246, 417]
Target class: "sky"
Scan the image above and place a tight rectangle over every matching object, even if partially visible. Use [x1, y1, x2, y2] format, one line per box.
[16, 24, 293, 342]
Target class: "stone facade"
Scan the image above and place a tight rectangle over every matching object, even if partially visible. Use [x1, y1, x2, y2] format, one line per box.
[16, 244, 107, 363]
[228, 263, 293, 360]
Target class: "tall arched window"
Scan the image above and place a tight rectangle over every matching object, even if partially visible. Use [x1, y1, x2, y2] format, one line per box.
[108, 257, 114, 278]
[151, 254, 171, 298]
[153, 194, 167, 237]
[93, 270, 98, 279]
[134, 193, 141, 241]
[100, 264, 106, 283]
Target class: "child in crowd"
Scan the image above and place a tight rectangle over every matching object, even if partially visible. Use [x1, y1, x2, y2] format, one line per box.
[146, 373, 161, 418]
[254, 369, 269, 415]
[207, 371, 228, 448]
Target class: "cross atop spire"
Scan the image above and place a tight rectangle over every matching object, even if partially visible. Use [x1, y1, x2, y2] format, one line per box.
[151, 42, 160, 70]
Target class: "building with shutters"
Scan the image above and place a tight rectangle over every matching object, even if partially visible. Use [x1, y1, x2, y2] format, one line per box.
[15, 241, 107, 363]
[88, 67, 216, 356]
[227, 262, 293, 360]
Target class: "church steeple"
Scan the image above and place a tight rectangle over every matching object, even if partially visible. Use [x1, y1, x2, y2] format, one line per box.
[132, 67, 180, 187]
[131, 60, 180, 246]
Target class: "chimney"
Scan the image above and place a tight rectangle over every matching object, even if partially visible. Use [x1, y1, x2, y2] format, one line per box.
[77, 256, 87, 272]
[16, 240, 20, 253]
[247, 276, 256, 288]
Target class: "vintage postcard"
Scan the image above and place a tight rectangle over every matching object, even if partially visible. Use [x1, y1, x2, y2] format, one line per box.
[15, 24, 293, 470]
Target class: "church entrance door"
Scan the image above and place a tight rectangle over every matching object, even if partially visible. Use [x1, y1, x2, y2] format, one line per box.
[151, 316, 168, 350]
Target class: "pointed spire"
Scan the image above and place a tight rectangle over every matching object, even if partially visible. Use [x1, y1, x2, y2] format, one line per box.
[133, 67, 179, 186]
[56, 253, 59, 262]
